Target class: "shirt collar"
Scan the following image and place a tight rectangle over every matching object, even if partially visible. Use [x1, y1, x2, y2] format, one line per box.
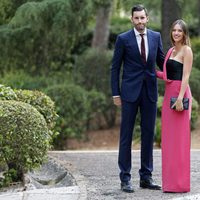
[134, 28, 147, 36]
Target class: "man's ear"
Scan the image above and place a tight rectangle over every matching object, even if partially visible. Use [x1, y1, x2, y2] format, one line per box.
[130, 16, 133, 23]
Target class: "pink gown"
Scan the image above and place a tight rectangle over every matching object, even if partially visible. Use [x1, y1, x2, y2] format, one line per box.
[157, 48, 192, 192]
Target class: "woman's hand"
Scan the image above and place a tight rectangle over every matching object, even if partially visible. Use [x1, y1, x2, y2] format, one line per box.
[172, 98, 184, 111]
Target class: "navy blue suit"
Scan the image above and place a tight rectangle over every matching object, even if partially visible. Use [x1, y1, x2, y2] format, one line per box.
[111, 29, 164, 182]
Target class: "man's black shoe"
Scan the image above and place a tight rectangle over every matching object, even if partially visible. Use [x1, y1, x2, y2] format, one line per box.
[121, 181, 134, 193]
[140, 179, 161, 190]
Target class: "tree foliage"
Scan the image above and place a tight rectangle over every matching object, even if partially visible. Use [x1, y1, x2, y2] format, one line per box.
[0, 0, 27, 25]
[93, 0, 113, 8]
[0, 0, 92, 74]
[0, 0, 199, 142]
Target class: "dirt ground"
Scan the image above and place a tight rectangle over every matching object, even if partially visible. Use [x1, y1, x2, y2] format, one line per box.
[66, 116, 200, 150]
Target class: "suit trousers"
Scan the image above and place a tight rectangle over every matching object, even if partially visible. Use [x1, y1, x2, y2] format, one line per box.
[118, 81, 157, 182]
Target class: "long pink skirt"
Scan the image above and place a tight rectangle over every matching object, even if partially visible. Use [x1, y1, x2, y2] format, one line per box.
[161, 80, 192, 192]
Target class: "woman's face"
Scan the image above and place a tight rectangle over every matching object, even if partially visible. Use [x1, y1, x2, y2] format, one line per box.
[171, 24, 184, 44]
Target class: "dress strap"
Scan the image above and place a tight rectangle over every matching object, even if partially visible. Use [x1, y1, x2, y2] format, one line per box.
[163, 47, 174, 82]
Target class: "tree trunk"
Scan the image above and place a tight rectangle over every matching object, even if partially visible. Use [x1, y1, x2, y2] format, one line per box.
[198, 0, 200, 36]
[92, 5, 112, 50]
[161, 0, 182, 52]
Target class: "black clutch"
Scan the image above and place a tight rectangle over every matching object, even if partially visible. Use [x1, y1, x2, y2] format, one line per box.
[170, 97, 189, 110]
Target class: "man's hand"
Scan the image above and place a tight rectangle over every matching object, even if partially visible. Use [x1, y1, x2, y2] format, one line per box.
[113, 96, 121, 106]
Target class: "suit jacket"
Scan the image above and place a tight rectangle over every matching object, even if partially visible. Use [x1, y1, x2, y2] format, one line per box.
[111, 29, 164, 102]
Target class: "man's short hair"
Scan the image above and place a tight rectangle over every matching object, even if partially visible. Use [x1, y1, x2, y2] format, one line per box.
[131, 5, 148, 17]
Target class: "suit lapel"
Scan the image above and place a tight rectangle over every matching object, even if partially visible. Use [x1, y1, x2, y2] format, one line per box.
[131, 29, 142, 61]
[146, 30, 153, 64]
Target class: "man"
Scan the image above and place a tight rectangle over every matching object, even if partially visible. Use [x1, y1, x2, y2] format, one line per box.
[111, 5, 164, 193]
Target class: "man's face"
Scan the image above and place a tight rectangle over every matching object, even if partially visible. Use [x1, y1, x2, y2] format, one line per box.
[131, 10, 149, 33]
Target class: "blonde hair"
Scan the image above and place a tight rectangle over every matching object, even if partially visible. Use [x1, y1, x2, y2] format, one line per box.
[170, 19, 191, 47]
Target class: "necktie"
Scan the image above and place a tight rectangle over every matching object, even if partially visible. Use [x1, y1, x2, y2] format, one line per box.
[140, 34, 146, 63]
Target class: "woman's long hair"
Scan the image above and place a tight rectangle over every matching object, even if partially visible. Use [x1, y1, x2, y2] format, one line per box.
[170, 19, 191, 47]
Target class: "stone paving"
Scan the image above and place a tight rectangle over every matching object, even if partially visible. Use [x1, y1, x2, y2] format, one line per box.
[0, 186, 80, 200]
[0, 149, 200, 200]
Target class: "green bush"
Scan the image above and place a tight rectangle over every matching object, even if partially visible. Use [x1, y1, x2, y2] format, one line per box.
[191, 38, 200, 71]
[193, 52, 200, 71]
[0, 70, 48, 90]
[191, 97, 199, 129]
[45, 83, 89, 147]
[15, 89, 58, 132]
[0, 84, 58, 135]
[75, 48, 112, 93]
[190, 67, 200, 103]
[0, 84, 58, 186]
[191, 37, 200, 53]
[0, 100, 50, 185]
[0, 84, 17, 100]
[45, 83, 107, 148]
[157, 96, 163, 117]
[75, 48, 117, 127]
[157, 79, 165, 96]
[85, 89, 106, 130]
[0, 70, 73, 91]
[155, 118, 161, 147]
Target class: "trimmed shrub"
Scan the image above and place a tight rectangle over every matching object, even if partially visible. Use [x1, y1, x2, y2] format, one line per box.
[0, 84, 17, 100]
[0, 84, 58, 186]
[0, 85, 58, 136]
[15, 89, 58, 132]
[0, 100, 50, 185]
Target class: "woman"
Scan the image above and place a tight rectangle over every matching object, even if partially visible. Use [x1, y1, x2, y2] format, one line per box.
[157, 19, 193, 192]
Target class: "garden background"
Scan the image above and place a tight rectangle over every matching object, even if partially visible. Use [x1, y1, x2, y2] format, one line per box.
[0, 0, 199, 150]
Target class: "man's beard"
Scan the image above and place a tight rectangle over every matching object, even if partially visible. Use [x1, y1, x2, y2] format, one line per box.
[137, 24, 145, 31]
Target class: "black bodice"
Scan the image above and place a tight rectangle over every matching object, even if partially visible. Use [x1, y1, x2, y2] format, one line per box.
[166, 59, 183, 80]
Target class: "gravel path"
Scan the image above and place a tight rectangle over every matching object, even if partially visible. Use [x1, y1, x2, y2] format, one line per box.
[50, 150, 200, 200]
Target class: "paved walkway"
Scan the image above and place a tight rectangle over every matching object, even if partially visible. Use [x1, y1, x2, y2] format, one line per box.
[0, 186, 79, 200]
[50, 149, 200, 200]
[0, 149, 200, 200]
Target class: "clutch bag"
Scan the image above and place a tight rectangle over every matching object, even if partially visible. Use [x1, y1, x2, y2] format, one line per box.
[170, 97, 189, 110]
